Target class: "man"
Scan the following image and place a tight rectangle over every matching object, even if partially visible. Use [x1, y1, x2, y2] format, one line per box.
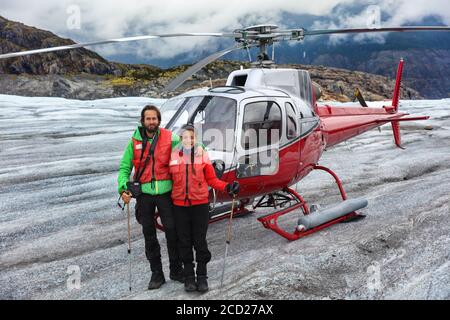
[118, 105, 183, 290]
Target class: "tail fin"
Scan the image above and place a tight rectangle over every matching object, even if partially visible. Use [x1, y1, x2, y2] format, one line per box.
[391, 59, 405, 148]
[391, 58, 404, 112]
[392, 121, 404, 149]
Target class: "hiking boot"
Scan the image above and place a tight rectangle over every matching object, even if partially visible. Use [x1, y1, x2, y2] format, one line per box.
[184, 277, 197, 292]
[148, 272, 165, 290]
[196, 276, 209, 293]
[170, 268, 184, 283]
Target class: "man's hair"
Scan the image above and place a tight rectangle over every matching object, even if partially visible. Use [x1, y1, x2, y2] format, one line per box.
[140, 105, 161, 124]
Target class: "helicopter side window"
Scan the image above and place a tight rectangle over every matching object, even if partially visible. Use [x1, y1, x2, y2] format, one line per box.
[237, 101, 281, 178]
[298, 71, 314, 111]
[285, 102, 298, 139]
[241, 101, 282, 149]
[303, 72, 312, 107]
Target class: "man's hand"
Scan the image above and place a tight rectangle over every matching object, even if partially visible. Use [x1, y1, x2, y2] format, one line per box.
[121, 191, 132, 204]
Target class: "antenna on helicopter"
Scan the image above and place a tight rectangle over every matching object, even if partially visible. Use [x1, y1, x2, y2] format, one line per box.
[272, 43, 276, 61]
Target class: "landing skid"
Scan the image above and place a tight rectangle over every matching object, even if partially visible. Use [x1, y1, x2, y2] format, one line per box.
[256, 165, 366, 241]
[154, 166, 366, 239]
[155, 199, 253, 231]
[209, 201, 252, 223]
[339, 213, 366, 223]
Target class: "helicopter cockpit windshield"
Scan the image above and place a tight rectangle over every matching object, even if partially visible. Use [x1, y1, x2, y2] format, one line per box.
[160, 97, 185, 127]
[163, 95, 237, 152]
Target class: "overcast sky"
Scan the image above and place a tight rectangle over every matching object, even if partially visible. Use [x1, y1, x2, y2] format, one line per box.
[1, 0, 449, 61]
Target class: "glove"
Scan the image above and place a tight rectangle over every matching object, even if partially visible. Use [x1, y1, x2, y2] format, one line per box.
[226, 181, 240, 197]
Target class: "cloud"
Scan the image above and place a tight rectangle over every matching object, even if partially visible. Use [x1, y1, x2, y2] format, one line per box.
[1, 0, 449, 60]
[0, 0, 351, 60]
[311, 0, 450, 45]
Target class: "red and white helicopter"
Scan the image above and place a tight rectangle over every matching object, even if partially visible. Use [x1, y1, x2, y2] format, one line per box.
[1, 23, 449, 241]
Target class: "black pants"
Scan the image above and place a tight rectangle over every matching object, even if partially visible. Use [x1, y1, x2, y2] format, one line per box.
[136, 192, 181, 273]
[173, 204, 211, 278]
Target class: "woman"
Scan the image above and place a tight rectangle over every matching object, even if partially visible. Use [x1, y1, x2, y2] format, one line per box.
[170, 124, 239, 292]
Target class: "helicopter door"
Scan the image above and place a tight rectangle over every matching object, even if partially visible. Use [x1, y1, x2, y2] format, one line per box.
[236, 99, 281, 193]
[279, 101, 301, 186]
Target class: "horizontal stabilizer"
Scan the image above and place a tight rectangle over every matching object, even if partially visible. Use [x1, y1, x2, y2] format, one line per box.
[376, 116, 429, 149]
[375, 116, 430, 123]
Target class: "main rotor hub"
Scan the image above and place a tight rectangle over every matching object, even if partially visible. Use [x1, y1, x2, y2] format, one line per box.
[234, 24, 280, 67]
[235, 24, 279, 42]
[243, 24, 278, 33]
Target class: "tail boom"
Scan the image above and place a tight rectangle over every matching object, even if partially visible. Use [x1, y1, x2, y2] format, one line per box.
[318, 59, 428, 149]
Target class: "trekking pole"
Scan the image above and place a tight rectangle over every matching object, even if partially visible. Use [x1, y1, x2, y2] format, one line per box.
[126, 202, 132, 292]
[220, 195, 237, 288]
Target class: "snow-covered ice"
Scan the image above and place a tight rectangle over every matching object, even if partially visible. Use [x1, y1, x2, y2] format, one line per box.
[0, 94, 449, 300]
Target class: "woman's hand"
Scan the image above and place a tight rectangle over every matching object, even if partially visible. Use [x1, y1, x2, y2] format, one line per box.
[226, 181, 240, 197]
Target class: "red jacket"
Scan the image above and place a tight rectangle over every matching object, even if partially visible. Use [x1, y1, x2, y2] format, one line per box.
[169, 145, 228, 206]
[132, 128, 172, 183]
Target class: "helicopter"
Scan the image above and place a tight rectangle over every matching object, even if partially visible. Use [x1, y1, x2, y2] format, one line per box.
[1, 23, 449, 241]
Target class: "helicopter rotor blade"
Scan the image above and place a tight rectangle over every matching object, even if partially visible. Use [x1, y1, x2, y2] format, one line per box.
[0, 32, 241, 60]
[163, 43, 252, 92]
[2, 25, 448, 61]
[302, 26, 450, 37]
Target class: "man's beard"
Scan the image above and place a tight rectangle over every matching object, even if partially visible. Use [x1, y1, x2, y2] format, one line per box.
[145, 124, 159, 135]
